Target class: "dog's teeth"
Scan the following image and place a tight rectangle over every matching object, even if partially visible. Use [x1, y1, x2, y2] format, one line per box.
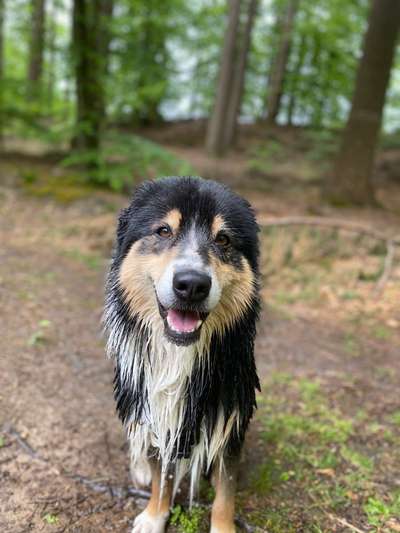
[196, 320, 202, 329]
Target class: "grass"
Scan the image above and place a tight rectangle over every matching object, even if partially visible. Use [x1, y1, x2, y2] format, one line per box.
[27, 319, 52, 347]
[244, 374, 400, 532]
[63, 249, 104, 270]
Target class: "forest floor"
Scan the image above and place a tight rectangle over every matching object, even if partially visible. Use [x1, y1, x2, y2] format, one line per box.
[1, 125, 400, 532]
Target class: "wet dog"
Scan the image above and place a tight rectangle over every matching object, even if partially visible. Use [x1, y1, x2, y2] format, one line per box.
[104, 177, 260, 533]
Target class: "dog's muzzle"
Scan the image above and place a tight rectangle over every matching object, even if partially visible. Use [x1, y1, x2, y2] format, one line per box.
[157, 269, 212, 346]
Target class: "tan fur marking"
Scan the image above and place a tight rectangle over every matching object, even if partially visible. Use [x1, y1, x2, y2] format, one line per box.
[119, 240, 179, 322]
[146, 457, 172, 517]
[211, 460, 237, 533]
[204, 255, 255, 340]
[154, 208, 182, 234]
[211, 214, 226, 238]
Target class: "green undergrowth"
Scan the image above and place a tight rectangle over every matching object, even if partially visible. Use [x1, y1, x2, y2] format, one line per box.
[62, 131, 194, 191]
[19, 130, 194, 199]
[170, 505, 207, 533]
[21, 170, 98, 203]
[244, 374, 400, 532]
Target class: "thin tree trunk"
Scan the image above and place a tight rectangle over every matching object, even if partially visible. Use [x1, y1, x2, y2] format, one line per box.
[72, 0, 105, 164]
[224, 0, 258, 148]
[46, 0, 56, 115]
[0, 0, 4, 144]
[311, 35, 323, 127]
[99, 0, 114, 77]
[266, 0, 299, 125]
[206, 0, 241, 156]
[286, 34, 305, 125]
[27, 0, 46, 100]
[326, 0, 400, 206]
[98, 0, 114, 122]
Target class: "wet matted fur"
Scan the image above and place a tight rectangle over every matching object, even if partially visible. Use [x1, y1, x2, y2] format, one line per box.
[104, 176, 260, 531]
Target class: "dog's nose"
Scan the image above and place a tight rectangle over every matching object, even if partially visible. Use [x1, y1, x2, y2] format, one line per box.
[173, 270, 211, 303]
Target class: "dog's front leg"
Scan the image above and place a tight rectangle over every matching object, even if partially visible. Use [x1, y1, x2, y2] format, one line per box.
[210, 454, 238, 533]
[132, 454, 172, 533]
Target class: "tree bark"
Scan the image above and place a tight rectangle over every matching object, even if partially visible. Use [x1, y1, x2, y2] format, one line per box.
[99, 0, 114, 78]
[326, 0, 400, 206]
[72, 0, 113, 162]
[27, 0, 46, 100]
[72, 0, 106, 162]
[285, 33, 305, 126]
[205, 0, 241, 156]
[46, 0, 56, 114]
[224, 0, 258, 148]
[266, 0, 299, 125]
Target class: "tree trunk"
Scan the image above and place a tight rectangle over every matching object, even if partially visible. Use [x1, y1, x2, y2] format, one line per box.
[286, 34, 305, 125]
[266, 0, 299, 125]
[27, 0, 46, 100]
[99, 0, 114, 78]
[205, 0, 241, 156]
[224, 0, 258, 148]
[326, 0, 400, 206]
[46, 1, 56, 115]
[72, 0, 106, 164]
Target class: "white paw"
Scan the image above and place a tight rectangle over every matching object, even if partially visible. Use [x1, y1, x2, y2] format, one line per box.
[131, 456, 152, 487]
[131, 509, 169, 533]
[210, 525, 236, 533]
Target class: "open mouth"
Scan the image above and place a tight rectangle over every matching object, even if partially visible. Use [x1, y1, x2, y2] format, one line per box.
[158, 302, 208, 346]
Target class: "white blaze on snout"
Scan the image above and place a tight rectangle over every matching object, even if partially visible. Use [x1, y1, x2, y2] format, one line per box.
[155, 225, 221, 311]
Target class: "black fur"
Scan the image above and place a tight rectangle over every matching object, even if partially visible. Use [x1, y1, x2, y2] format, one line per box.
[105, 176, 260, 462]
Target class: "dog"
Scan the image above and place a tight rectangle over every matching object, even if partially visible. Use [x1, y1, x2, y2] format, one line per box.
[104, 176, 260, 533]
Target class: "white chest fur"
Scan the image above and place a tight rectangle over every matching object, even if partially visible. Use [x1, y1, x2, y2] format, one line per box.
[124, 327, 239, 502]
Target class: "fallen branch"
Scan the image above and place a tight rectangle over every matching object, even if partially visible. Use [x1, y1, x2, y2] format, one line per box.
[258, 215, 400, 244]
[327, 513, 367, 533]
[2, 423, 45, 461]
[258, 215, 399, 296]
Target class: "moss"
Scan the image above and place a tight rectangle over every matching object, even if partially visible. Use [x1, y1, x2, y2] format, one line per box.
[20, 167, 99, 203]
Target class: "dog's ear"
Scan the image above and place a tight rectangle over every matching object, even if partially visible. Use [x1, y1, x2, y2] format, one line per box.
[116, 207, 131, 250]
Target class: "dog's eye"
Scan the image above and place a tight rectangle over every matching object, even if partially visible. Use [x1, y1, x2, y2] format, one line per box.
[215, 233, 230, 247]
[156, 225, 172, 238]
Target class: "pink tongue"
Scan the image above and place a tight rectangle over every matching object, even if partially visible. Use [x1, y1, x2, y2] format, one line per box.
[167, 309, 199, 333]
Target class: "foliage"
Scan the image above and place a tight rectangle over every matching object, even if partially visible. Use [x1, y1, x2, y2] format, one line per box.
[170, 505, 206, 533]
[61, 130, 193, 190]
[2, 0, 397, 135]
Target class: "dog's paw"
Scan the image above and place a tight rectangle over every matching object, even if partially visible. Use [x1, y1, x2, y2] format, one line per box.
[130, 456, 152, 487]
[131, 510, 169, 533]
[210, 525, 236, 533]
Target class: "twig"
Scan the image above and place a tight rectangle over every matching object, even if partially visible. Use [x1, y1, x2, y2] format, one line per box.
[68, 473, 151, 500]
[326, 513, 367, 533]
[258, 215, 399, 295]
[2, 423, 45, 461]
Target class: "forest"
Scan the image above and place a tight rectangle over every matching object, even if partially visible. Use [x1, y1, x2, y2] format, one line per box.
[0, 0, 399, 204]
[1, 0, 400, 532]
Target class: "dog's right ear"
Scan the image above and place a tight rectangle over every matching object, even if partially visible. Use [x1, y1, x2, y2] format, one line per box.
[116, 207, 131, 250]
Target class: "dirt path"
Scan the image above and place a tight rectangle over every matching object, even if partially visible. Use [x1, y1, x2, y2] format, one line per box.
[1, 185, 399, 533]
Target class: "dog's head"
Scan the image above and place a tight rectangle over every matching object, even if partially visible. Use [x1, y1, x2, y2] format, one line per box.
[112, 177, 259, 346]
